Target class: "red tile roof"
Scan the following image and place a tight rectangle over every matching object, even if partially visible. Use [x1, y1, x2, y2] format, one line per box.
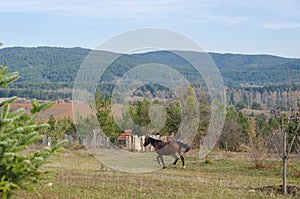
[117, 131, 132, 141]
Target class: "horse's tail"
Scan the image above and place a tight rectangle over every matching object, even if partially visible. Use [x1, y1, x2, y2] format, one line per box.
[177, 141, 190, 153]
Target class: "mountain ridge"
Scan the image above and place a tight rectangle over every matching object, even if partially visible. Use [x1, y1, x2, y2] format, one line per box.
[1, 46, 300, 87]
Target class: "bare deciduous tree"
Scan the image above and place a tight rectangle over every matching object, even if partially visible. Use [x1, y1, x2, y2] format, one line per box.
[265, 98, 300, 194]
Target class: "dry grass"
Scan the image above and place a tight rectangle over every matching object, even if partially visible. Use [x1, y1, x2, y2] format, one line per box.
[11, 103, 90, 121]
[11, 102, 124, 121]
[14, 148, 300, 199]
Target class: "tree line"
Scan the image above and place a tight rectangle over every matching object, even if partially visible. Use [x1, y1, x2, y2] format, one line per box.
[227, 86, 300, 110]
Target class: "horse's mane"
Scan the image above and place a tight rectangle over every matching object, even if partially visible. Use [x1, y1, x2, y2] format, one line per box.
[148, 136, 162, 142]
[149, 136, 171, 146]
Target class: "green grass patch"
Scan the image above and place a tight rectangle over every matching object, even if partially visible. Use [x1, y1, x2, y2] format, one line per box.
[14, 149, 300, 199]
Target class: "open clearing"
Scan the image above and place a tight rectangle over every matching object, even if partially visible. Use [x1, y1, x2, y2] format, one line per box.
[16, 148, 300, 199]
[11, 103, 90, 121]
[10, 102, 123, 121]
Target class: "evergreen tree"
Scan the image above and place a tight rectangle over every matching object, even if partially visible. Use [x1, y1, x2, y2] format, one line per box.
[163, 101, 181, 135]
[218, 107, 243, 152]
[237, 111, 249, 139]
[93, 90, 121, 137]
[40, 115, 75, 146]
[0, 65, 66, 198]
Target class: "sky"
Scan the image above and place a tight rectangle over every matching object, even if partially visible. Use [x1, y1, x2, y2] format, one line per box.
[0, 0, 300, 58]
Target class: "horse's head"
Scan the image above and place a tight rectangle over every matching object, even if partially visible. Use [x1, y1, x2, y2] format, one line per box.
[143, 136, 150, 147]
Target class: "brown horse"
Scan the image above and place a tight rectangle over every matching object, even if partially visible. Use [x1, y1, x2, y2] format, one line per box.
[143, 136, 190, 169]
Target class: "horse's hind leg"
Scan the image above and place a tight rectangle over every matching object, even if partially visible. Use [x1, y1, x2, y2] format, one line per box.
[172, 154, 179, 168]
[180, 155, 185, 169]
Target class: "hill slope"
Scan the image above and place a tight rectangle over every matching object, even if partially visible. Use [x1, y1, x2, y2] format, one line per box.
[1, 47, 300, 84]
[1, 46, 300, 99]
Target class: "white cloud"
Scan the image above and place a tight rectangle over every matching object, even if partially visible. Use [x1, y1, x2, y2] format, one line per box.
[222, 0, 300, 18]
[263, 21, 300, 30]
[0, 0, 183, 18]
[202, 13, 247, 25]
[0, 0, 246, 25]
[0, 0, 252, 33]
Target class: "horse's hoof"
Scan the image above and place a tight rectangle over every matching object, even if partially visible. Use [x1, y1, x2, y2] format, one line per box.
[181, 166, 186, 169]
[173, 165, 176, 168]
[162, 166, 166, 169]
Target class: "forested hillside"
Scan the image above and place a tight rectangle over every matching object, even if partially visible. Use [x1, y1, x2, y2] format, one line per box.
[0, 46, 300, 101]
[0, 46, 90, 82]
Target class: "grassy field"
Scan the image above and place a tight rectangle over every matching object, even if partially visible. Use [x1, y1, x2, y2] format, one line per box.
[15, 148, 300, 199]
[11, 103, 91, 121]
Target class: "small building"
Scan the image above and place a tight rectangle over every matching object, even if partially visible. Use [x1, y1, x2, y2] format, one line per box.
[117, 130, 132, 148]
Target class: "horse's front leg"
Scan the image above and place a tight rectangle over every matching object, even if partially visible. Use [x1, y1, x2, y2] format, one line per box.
[156, 155, 161, 165]
[160, 155, 166, 169]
